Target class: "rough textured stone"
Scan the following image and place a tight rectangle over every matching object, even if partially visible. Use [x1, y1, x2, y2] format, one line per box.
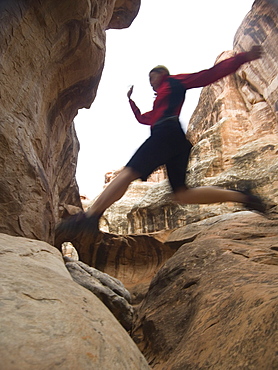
[101, 181, 154, 234]
[0, 233, 150, 370]
[127, 180, 205, 234]
[132, 212, 278, 369]
[108, 0, 141, 29]
[64, 257, 134, 331]
[234, 0, 278, 116]
[0, 0, 141, 244]
[59, 229, 178, 303]
[62, 241, 79, 260]
[100, 167, 168, 234]
[2, 2, 277, 368]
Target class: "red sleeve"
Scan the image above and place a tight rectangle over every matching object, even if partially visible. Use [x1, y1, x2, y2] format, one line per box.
[129, 99, 153, 125]
[180, 52, 250, 89]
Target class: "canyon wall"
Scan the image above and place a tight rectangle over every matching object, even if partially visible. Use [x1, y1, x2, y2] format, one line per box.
[0, 0, 140, 244]
[99, 167, 167, 234]
[1, 1, 278, 369]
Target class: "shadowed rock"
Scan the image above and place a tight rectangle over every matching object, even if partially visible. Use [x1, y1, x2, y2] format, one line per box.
[64, 257, 134, 330]
[60, 228, 179, 303]
[132, 212, 278, 369]
[0, 0, 141, 244]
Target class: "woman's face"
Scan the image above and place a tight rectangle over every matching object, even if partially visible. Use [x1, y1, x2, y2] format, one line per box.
[149, 71, 165, 92]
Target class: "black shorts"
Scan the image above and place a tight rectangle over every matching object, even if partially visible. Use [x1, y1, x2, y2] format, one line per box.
[125, 117, 192, 191]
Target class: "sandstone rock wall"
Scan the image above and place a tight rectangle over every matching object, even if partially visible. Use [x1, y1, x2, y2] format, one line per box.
[0, 0, 140, 244]
[101, 167, 167, 234]
[1, 2, 278, 369]
[234, 0, 278, 116]
[101, 181, 154, 234]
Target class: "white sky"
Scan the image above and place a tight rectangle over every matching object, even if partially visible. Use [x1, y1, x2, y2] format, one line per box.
[74, 0, 254, 199]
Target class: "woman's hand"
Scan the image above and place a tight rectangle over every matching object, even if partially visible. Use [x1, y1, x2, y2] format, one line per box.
[245, 45, 263, 61]
[127, 85, 134, 99]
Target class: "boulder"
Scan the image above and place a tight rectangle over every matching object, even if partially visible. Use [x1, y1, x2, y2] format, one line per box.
[64, 257, 134, 331]
[0, 233, 150, 369]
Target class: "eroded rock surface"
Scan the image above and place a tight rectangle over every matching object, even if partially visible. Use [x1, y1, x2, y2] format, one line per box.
[132, 212, 278, 369]
[61, 229, 178, 303]
[0, 233, 150, 369]
[1, 1, 278, 369]
[108, 0, 141, 29]
[99, 167, 168, 234]
[64, 257, 134, 331]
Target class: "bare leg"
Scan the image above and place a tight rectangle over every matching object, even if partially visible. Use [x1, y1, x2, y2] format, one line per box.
[86, 167, 140, 217]
[55, 180, 265, 248]
[55, 169, 139, 245]
[172, 186, 247, 205]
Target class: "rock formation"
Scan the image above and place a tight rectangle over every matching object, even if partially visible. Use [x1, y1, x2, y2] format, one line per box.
[60, 228, 178, 304]
[0, 233, 149, 369]
[0, 0, 278, 369]
[0, 0, 140, 244]
[132, 212, 278, 369]
[101, 167, 167, 234]
[63, 2, 277, 368]
[127, 2, 278, 368]
[64, 257, 134, 331]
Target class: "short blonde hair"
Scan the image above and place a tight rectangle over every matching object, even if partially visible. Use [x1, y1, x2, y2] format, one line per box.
[149, 65, 170, 75]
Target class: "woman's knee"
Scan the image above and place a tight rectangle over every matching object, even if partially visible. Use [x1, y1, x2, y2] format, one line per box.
[121, 166, 141, 182]
[171, 185, 189, 202]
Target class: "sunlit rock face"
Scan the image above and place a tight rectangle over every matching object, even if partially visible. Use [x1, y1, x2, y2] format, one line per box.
[0, 0, 140, 244]
[234, 0, 278, 116]
[102, 167, 168, 234]
[101, 181, 154, 234]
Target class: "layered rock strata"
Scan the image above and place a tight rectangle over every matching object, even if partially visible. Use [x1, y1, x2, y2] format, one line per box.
[60, 228, 178, 303]
[1, 1, 278, 369]
[101, 167, 168, 234]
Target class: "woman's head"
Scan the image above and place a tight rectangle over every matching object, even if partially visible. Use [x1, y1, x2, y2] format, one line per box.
[149, 65, 170, 75]
[149, 65, 170, 91]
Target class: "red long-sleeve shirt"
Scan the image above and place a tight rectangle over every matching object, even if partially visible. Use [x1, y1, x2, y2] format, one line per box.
[129, 52, 250, 126]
